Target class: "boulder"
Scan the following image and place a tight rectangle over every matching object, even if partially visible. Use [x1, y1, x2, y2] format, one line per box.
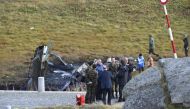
[123, 57, 190, 109]
[123, 66, 165, 109]
[160, 57, 190, 107]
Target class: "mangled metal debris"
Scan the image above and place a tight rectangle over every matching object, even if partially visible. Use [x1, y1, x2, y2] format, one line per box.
[27, 44, 88, 91]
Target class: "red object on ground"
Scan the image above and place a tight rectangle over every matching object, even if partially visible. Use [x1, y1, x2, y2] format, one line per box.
[76, 94, 85, 106]
[80, 95, 85, 106]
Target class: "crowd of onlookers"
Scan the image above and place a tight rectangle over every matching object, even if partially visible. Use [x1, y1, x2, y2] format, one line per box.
[84, 53, 155, 105]
[84, 34, 189, 105]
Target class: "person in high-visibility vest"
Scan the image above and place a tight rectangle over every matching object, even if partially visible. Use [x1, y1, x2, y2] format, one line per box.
[137, 53, 145, 73]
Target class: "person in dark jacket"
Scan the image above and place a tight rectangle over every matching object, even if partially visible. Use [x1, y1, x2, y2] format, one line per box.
[99, 65, 113, 105]
[96, 59, 104, 100]
[117, 58, 129, 102]
[127, 58, 135, 82]
[183, 34, 189, 57]
[109, 57, 119, 98]
[85, 64, 98, 104]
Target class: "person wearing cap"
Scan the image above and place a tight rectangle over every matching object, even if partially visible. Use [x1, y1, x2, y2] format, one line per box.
[107, 57, 112, 63]
[99, 65, 113, 105]
[105, 57, 112, 70]
[183, 34, 189, 57]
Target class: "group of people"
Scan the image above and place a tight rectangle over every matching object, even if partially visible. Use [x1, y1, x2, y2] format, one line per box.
[85, 57, 139, 105]
[84, 34, 189, 105]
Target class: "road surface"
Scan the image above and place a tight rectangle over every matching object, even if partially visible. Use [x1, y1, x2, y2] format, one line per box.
[0, 90, 85, 109]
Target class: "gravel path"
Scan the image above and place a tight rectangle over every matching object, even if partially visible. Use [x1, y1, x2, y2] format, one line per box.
[0, 90, 85, 109]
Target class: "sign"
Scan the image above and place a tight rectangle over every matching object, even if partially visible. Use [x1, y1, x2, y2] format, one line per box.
[160, 0, 168, 5]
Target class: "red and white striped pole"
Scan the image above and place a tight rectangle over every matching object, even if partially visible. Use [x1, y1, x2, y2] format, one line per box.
[160, 0, 177, 58]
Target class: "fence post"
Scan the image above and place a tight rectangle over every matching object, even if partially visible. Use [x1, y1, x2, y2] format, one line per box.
[38, 77, 45, 92]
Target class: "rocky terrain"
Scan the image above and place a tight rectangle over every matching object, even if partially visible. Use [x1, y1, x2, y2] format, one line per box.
[123, 57, 190, 109]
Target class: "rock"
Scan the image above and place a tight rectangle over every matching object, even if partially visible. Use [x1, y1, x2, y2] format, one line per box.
[123, 57, 190, 109]
[123, 66, 165, 109]
[160, 57, 190, 107]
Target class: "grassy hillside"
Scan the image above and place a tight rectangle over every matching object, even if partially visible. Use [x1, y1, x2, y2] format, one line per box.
[0, 0, 189, 80]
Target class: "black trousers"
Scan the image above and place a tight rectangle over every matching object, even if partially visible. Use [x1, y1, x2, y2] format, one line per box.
[102, 88, 112, 105]
[96, 81, 102, 100]
[85, 85, 96, 104]
[118, 85, 125, 102]
[149, 49, 159, 57]
[185, 48, 188, 57]
[127, 73, 132, 82]
[32, 78, 38, 91]
[138, 67, 144, 73]
[112, 79, 118, 98]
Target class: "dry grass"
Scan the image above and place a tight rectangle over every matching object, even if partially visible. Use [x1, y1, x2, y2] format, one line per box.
[0, 0, 189, 80]
[36, 104, 122, 109]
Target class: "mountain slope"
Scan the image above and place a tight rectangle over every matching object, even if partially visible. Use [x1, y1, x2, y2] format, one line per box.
[0, 0, 189, 79]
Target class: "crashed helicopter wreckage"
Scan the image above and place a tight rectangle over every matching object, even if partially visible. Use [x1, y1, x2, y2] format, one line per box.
[27, 45, 88, 91]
